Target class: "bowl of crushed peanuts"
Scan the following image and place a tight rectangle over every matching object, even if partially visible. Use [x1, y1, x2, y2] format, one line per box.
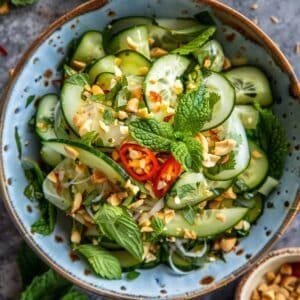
[236, 248, 300, 300]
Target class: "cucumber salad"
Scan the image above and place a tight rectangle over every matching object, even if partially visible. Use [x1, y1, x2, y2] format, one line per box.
[24, 15, 288, 279]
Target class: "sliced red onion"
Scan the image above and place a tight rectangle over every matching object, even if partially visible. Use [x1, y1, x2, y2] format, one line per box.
[147, 198, 164, 218]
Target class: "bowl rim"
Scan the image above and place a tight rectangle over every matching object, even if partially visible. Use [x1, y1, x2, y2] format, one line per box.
[0, 0, 299, 299]
[235, 247, 300, 300]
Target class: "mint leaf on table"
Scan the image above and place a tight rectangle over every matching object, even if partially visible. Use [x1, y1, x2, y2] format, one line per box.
[173, 85, 212, 135]
[126, 270, 140, 281]
[129, 118, 175, 151]
[25, 95, 36, 108]
[171, 138, 202, 172]
[11, 0, 38, 6]
[76, 244, 122, 280]
[20, 269, 69, 300]
[17, 241, 48, 287]
[60, 287, 88, 300]
[15, 126, 22, 159]
[172, 26, 216, 55]
[22, 159, 56, 235]
[254, 103, 288, 179]
[65, 73, 90, 86]
[182, 205, 196, 225]
[94, 204, 144, 260]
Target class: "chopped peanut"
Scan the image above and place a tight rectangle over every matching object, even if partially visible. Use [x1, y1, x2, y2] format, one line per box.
[64, 145, 79, 159]
[138, 66, 149, 76]
[91, 85, 104, 95]
[71, 192, 82, 213]
[215, 213, 225, 222]
[280, 264, 293, 275]
[126, 36, 139, 50]
[71, 60, 86, 70]
[118, 110, 128, 120]
[126, 98, 139, 113]
[223, 57, 232, 70]
[203, 58, 211, 68]
[150, 47, 168, 58]
[202, 153, 221, 168]
[183, 229, 197, 240]
[252, 149, 263, 159]
[214, 139, 236, 156]
[223, 187, 237, 200]
[220, 237, 236, 252]
[70, 229, 81, 244]
[114, 57, 122, 66]
[91, 170, 107, 184]
[128, 199, 144, 209]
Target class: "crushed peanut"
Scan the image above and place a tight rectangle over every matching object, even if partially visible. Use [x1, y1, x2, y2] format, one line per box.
[214, 139, 236, 156]
[250, 3, 258, 10]
[71, 192, 82, 213]
[223, 57, 232, 70]
[220, 237, 236, 252]
[252, 149, 263, 159]
[222, 187, 237, 200]
[150, 47, 168, 58]
[126, 36, 139, 50]
[128, 199, 144, 209]
[64, 145, 79, 159]
[138, 66, 149, 76]
[295, 42, 300, 55]
[183, 229, 197, 240]
[70, 229, 81, 244]
[126, 97, 139, 113]
[270, 16, 280, 24]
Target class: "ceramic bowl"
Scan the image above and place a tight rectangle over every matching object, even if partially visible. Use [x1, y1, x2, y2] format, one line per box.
[1, 0, 300, 299]
[235, 248, 300, 300]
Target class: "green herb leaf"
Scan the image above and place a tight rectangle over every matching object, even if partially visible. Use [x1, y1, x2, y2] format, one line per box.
[25, 95, 36, 108]
[81, 131, 103, 147]
[254, 103, 288, 179]
[126, 271, 140, 281]
[76, 244, 122, 279]
[94, 204, 144, 260]
[15, 126, 22, 159]
[176, 184, 197, 199]
[60, 287, 88, 300]
[151, 217, 165, 235]
[63, 64, 77, 77]
[171, 138, 202, 172]
[20, 269, 69, 300]
[31, 203, 56, 235]
[17, 241, 48, 287]
[182, 205, 196, 225]
[88, 93, 106, 103]
[65, 73, 90, 86]
[103, 107, 115, 124]
[172, 27, 216, 55]
[173, 85, 212, 135]
[11, 0, 38, 6]
[129, 118, 175, 151]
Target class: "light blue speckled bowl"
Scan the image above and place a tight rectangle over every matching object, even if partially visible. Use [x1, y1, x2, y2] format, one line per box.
[1, 0, 300, 299]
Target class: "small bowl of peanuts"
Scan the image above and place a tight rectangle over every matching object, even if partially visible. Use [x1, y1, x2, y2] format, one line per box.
[236, 248, 300, 300]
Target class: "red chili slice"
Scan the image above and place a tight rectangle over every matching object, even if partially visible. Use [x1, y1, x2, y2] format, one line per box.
[152, 155, 182, 198]
[119, 143, 159, 182]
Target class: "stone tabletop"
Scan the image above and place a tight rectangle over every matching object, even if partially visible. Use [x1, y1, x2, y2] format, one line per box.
[0, 0, 299, 299]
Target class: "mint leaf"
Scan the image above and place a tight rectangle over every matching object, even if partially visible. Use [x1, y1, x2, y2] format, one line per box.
[20, 270, 69, 300]
[25, 95, 36, 108]
[129, 118, 175, 151]
[63, 64, 77, 77]
[88, 93, 106, 102]
[17, 241, 48, 287]
[76, 244, 122, 279]
[172, 27, 216, 55]
[15, 126, 22, 159]
[151, 217, 165, 235]
[103, 107, 114, 125]
[65, 73, 90, 86]
[11, 0, 38, 6]
[182, 206, 196, 225]
[126, 271, 140, 281]
[94, 204, 144, 260]
[177, 184, 197, 199]
[171, 138, 202, 172]
[31, 202, 56, 235]
[60, 287, 88, 300]
[81, 131, 103, 147]
[254, 103, 288, 179]
[173, 85, 212, 135]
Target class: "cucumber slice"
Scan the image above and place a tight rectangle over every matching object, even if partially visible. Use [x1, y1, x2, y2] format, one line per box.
[170, 252, 195, 271]
[205, 110, 250, 180]
[106, 16, 154, 36]
[236, 140, 269, 191]
[225, 66, 273, 106]
[71, 31, 105, 65]
[88, 55, 117, 82]
[194, 40, 225, 72]
[244, 194, 263, 223]
[54, 105, 77, 139]
[108, 26, 150, 58]
[201, 72, 235, 131]
[235, 105, 259, 129]
[43, 139, 128, 184]
[35, 94, 58, 140]
[156, 18, 201, 30]
[95, 72, 116, 92]
[258, 176, 279, 196]
[207, 179, 232, 191]
[117, 50, 151, 76]
[40, 145, 63, 167]
[111, 251, 141, 269]
[144, 54, 190, 119]
[166, 173, 214, 209]
[164, 208, 248, 238]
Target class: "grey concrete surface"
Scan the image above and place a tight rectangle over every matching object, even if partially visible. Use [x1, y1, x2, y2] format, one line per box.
[0, 0, 299, 299]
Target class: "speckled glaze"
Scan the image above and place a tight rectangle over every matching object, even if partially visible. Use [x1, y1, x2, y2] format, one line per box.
[0, 0, 299, 299]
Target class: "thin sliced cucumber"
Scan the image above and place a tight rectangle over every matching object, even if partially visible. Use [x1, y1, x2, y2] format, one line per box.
[164, 208, 248, 238]
[201, 72, 235, 131]
[170, 252, 195, 271]
[225, 66, 273, 106]
[54, 105, 77, 139]
[88, 55, 116, 82]
[108, 26, 150, 58]
[156, 18, 201, 30]
[244, 194, 263, 223]
[166, 173, 214, 209]
[40, 145, 63, 167]
[117, 50, 151, 76]
[236, 140, 269, 191]
[111, 251, 141, 269]
[95, 72, 116, 92]
[258, 176, 279, 196]
[235, 105, 260, 129]
[71, 31, 105, 65]
[35, 94, 58, 140]
[194, 40, 225, 72]
[106, 16, 154, 36]
[205, 110, 250, 180]
[207, 179, 232, 191]
[43, 139, 128, 184]
[144, 54, 190, 119]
